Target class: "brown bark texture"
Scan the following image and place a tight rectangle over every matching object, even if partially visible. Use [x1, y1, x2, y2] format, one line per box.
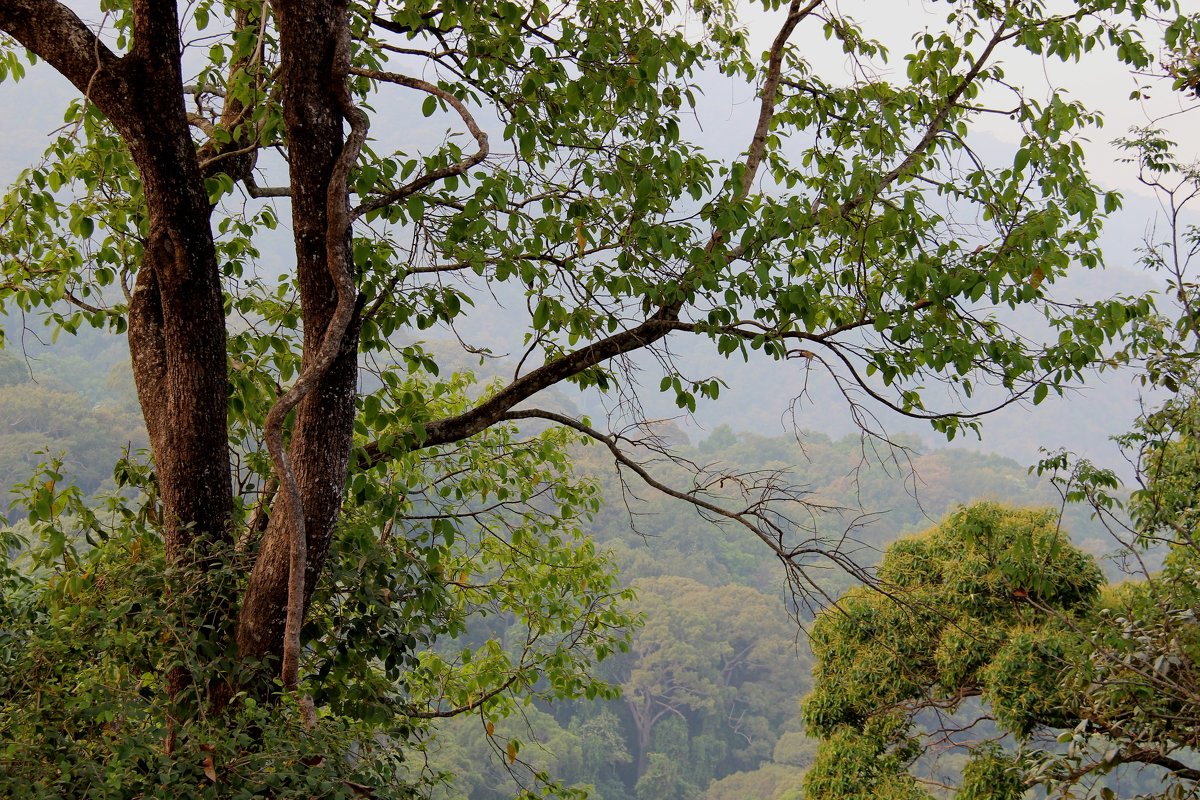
[236, 0, 362, 675]
[0, 0, 366, 691]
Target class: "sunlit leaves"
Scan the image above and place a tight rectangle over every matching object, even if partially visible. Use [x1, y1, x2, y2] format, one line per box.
[802, 503, 1102, 799]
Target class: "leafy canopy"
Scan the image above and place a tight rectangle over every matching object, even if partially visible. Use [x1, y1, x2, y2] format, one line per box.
[801, 503, 1102, 800]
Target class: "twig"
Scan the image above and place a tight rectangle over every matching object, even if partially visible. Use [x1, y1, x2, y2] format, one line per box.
[348, 67, 489, 219]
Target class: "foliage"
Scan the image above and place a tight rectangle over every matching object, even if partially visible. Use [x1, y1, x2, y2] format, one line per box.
[956, 745, 1023, 800]
[801, 502, 1103, 800]
[1019, 67, 1200, 796]
[619, 576, 805, 784]
[0, 0, 1190, 795]
[805, 457, 1200, 799]
[1033, 406, 1200, 796]
[701, 762, 805, 800]
[0, 342, 1120, 798]
[0, 460, 406, 798]
[0, 378, 634, 797]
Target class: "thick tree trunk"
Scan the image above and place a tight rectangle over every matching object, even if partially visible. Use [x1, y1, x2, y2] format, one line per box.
[0, 2, 235, 714]
[0, 3, 234, 563]
[121, 12, 233, 562]
[7, 0, 360, 695]
[236, 0, 360, 670]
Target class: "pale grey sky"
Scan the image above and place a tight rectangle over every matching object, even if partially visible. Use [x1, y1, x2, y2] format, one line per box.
[0, 1, 1196, 469]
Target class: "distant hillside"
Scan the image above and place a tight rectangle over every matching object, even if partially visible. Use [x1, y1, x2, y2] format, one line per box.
[0, 319, 1151, 800]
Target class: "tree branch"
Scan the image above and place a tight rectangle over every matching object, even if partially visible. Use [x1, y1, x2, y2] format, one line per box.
[837, 19, 1017, 218]
[500, 408, 847, 580]
[405, 674, 520, 720]
[742, 0, 825, 198]
[1051, 746, 1200, 786]
[349, 67, 489, 220]
[243, 173, 291, 198]
[356, 1, 828, 468]
[361, 312, 678, 464]
[0, 0, 125, 115]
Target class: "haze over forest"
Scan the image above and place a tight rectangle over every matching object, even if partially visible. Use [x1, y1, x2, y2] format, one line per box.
[0, 1, 1199, 800]
[0, 319, 1158, 799]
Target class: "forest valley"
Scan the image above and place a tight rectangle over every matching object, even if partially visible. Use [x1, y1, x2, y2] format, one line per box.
[0, 0, 1199, 798]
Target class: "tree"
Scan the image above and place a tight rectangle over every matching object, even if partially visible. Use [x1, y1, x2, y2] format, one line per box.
[0, 0, 1178, 792]
[620, 576, 802, 785]
[801, 502, 1103, 800]
[801, 49, 1200, 795]
[1022, 94, 1200, 798]
[801, 478, 1200, 800]
[802, 490, 1200, 798]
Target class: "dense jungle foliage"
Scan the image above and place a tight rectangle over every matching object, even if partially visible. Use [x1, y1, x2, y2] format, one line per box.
[0, 330, 1182, 799]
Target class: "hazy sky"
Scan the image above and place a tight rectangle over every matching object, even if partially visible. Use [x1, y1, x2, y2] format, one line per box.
[3, 2, 1195, 188]
[0, 1, 1196, 469]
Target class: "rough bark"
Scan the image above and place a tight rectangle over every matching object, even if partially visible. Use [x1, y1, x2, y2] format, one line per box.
[0, 1, 233, 559]
[121, 4, 233, 559]
[236, 0, 361, 670]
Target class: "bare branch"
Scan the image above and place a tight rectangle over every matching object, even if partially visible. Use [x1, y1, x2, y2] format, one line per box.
[500, 408, 847, 584]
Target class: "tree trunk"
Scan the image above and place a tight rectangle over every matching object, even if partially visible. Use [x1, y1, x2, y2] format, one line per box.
[630, 695, 655, 781]
[0, 2, 236, 712]
[236, 0, 360, 671]
[0, 2, 234, 566]
[120, 8, 233, 564]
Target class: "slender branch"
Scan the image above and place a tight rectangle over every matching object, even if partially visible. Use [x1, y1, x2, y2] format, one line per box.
[349, 67, 489, 220]
[741, 0, 825, 198]
[406, 674, 520, 719]
[183, 83, 226, 98]
[502, 408, 791, 558]
[815, 336, 1046, 422]
[62, 290, 109, 315]
[360, 313, 677, 465]
[1049, 746, 1200, 786]
[665, 299, 932, 344]
[837, 19, 1017, 218]
[198, 137, 264, 172]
